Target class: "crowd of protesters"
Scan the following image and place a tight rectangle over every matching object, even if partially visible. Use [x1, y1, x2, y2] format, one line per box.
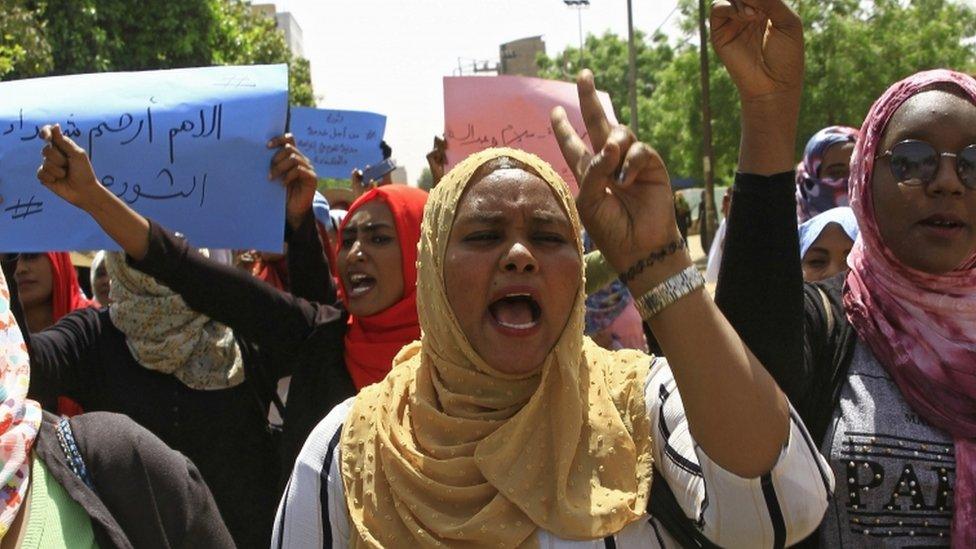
[0, 0, 973, 547]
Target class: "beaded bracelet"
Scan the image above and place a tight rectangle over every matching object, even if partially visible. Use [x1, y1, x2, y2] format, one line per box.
[618, 237, 687, 285]
[633, 265, 706, 320]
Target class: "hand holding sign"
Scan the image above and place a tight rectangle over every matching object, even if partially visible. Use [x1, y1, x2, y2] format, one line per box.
[36, 124, 102, 210]
[551, 70, 680, 283]
[267, 133, 318, 231]
[425, 136, 447, 188]
[0, 64, 288, 252]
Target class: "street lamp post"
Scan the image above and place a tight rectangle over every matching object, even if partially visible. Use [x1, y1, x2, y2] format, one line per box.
[626, 0, 638, 130]
[563, 0, 589, 67]
[697, 0, 717, 252]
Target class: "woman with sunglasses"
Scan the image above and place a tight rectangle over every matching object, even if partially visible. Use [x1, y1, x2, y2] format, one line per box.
[712, 1, 976, 546]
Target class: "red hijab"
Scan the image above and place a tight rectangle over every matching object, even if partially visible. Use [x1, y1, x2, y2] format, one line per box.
[45, 252, 96, 317]
[337, 186, 427, 389]
[251, 257, 289, 292]
[45, 252, 95, 416]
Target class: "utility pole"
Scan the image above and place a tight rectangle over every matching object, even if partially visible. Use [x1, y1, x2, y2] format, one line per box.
[627, 0, 638, 130]
[697, 0, 717, 253]
[563, 0, 590, 68]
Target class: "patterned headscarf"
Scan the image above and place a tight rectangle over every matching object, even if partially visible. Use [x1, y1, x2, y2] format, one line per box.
[340, 148, 652, 548]
[106, 253, 244, 391]
[843, 69, 976, 548]
[0, 266, 42, 537]
[795, 126, 859, 222]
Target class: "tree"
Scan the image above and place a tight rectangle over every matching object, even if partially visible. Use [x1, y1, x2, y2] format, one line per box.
[0, 0, 52, 79]
[539, 0, 976, 183]
[538, 29, 674, 125]
[209, 0, 315, 106]
[1, 0, 315, 106]
[417, 166, 433, 191]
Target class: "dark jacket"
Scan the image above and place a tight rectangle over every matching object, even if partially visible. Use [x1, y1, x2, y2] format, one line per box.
[129, 213, 356, 486]
[34, 410, 234, 549]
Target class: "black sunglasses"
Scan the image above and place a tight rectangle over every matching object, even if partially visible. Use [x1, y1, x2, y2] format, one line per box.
[875, 139, 976, 190]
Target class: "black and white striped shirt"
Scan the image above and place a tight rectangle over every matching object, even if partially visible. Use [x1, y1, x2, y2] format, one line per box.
[273, 357, 834, 548]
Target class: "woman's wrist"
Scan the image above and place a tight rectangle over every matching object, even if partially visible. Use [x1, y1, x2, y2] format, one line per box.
[739, 95, 801, 176]
[81, 185, 119, 217]
[624, 249, 695, 298]
[286, 208, 310, 232]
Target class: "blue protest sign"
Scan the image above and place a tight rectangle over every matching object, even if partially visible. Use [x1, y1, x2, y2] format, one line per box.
[290, 107, 386, 179]
[0, 64, 288, 252]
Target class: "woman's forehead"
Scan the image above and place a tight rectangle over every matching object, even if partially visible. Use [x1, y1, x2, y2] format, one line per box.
[457, 168, 570, 219]
[347, 200, 394, 227]
[882, 89, 976, 147]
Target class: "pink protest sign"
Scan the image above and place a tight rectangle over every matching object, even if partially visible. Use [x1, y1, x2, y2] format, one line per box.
[443, 75, 617, 194]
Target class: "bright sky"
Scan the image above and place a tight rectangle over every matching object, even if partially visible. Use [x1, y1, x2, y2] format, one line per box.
[269, 0, 683, 184]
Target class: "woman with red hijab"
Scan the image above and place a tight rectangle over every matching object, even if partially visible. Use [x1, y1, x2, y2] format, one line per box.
[336, 185, 425, 389]
[10, 252, 95, 332]
[7, 252, 95, 415]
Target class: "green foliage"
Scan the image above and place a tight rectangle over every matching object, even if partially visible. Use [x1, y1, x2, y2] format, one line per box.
[209, 0, 315, 106]
[417, 166, 433, 191]
[538, 29, 674, 125]
[0, 0, 315, 105]
[538, 0, 976, 182]
[796, 0, 976, 144]
[0, 0, 52, 79]
[317, 177, 350, 191]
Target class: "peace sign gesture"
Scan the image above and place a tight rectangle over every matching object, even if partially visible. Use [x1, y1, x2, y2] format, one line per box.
[551, 70, 682, 280]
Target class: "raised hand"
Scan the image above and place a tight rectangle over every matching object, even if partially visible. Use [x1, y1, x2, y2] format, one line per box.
[551, 70, 682, 286]
[710, 0, 804, 102]
[425, 135, 447, 188]
[268, 134, 318, 230]
[350, 168, 367, 198]
[711, 0, 805, 174]
[36, 124, 103, 210]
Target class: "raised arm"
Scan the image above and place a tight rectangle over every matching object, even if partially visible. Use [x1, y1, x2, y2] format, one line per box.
[552, 68, 788, 478]
[35, 128, 344, 354]
[286, 210, 338, 306]
[710, 0, 810, 398]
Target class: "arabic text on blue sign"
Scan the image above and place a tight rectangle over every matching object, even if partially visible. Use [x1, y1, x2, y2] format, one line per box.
[290, 107, 386, 179]
[0, 64, 289, 251]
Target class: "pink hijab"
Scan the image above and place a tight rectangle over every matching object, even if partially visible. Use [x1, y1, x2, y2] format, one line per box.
[844, 69, 976, 548]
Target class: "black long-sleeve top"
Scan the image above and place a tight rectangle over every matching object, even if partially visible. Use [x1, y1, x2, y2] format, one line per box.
[128, 213, 357, 485]
[714, 171, 858, 446]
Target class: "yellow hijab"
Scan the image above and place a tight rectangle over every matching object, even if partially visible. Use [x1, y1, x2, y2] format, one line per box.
[341, 148, 653, 548]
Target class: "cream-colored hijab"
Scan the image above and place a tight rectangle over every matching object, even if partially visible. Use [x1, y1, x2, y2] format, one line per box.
[106, 252, 244, 391]
[341, 148, 652, 548]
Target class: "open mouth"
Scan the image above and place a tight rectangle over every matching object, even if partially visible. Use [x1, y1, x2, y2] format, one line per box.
[347, 272, 376, 297]
[488, 293, 542, 332]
